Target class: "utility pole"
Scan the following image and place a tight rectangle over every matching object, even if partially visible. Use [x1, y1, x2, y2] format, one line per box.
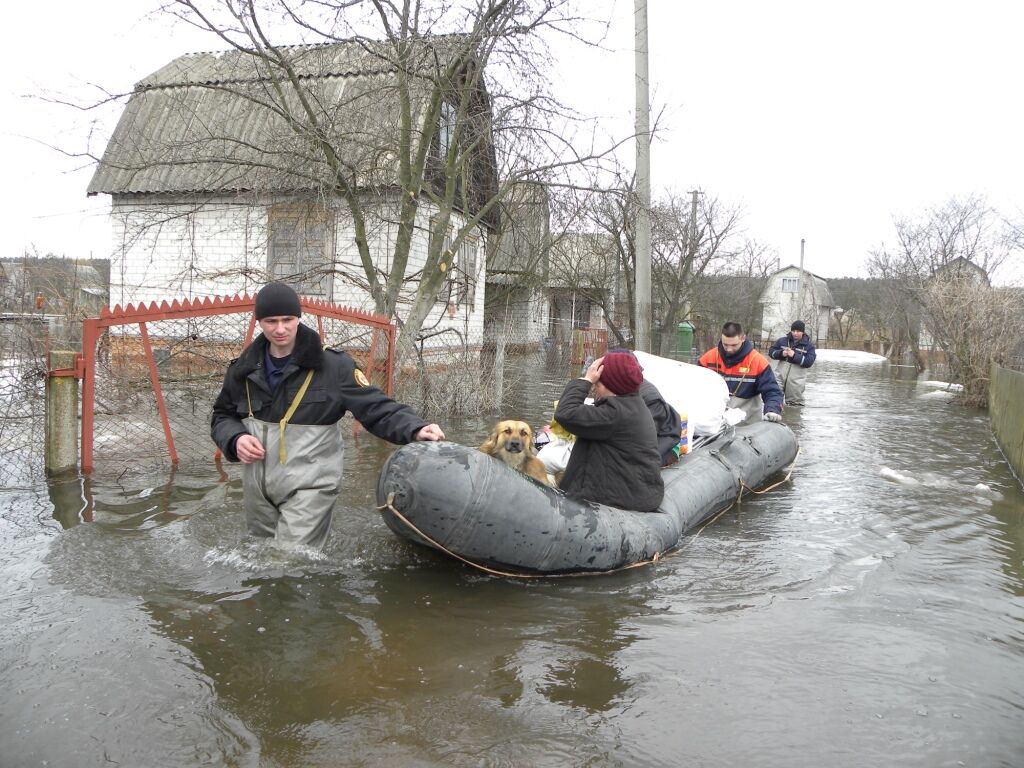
[796, 238, 805, 323]
[683, 190, 700, 322]
[688, 190, 700, 259]
[634, 0, 651, 352]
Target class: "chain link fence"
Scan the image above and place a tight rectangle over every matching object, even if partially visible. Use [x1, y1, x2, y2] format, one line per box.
[0, 322, 49, 487]
[2, 299, 614, 485]
[86, 303, 396, 477]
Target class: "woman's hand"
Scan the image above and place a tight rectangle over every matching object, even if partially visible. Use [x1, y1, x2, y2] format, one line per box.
[583, 356, 605, 384]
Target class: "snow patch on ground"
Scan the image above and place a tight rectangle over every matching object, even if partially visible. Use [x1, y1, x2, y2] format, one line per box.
[920, 380, 964, 391]
[918, 389, 957, 401]
[816, 349, 887, 363]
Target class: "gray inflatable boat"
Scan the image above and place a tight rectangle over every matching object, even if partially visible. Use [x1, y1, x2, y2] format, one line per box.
[377, 421, 798, 575]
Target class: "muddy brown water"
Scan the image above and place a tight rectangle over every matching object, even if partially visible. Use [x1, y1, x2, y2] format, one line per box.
[2, 354, 1022, 767]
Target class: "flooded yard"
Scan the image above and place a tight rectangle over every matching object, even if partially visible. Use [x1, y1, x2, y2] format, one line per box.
[1, 352, 1022, 767]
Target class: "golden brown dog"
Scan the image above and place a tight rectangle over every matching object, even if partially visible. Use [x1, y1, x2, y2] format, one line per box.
[479, 420, 551, 486]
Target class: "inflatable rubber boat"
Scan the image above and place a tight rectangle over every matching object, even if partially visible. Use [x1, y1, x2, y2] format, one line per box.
[376, 420, 798, 575]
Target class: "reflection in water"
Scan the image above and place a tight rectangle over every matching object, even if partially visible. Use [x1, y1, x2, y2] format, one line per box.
[46, 472, 95, 528]
[536, 600, 636, 712]
[3, 353, 1023, 766]
[140, 565, 653, 763]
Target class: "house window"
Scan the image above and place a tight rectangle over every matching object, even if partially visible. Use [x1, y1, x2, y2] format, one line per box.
[781, 277, 798, 293]
[268, 204, 334, 298]
[429, 217, 478, 313]
[438, 101, 457, 159]
[455, 237, 478, 310]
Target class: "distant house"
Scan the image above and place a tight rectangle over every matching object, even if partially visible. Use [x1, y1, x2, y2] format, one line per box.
[919, 257, 990, 350]
[88, 38, 498, 347]
[484, 182, 551, 349]
[0, 257, 109, 318]
[547, 232, 618, 344]
[929, 256, 989, 287]
[759, 265, 834, 343]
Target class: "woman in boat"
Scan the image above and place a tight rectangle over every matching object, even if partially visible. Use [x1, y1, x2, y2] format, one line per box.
[553, 352, 665, 512]
[604, 347, 682, 466]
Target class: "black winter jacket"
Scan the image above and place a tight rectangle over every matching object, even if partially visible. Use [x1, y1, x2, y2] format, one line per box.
[211, 324, 428, 461]
[639, 380, 681, 462]
[554, 378, 664, 512]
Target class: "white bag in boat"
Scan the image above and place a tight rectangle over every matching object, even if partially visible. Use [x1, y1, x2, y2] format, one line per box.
[633, 351, 731, 438]
[536, 438, 574, 474]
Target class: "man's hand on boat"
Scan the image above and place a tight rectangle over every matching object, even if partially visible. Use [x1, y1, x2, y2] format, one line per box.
[762, 411, 783, 423]
[415, 424, 446, 441]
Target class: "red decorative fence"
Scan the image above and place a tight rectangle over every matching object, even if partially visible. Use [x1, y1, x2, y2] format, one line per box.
[78, 294, 395, 474]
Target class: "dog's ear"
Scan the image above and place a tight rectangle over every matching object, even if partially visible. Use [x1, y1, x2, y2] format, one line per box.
[478, 430, 498, 455]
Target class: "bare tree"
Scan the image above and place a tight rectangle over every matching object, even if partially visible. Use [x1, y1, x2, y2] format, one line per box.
[560, 171, 757, 350]
[650, 190, 744, 355]
[690, 240, 775, 348]
[866, 195, 1021, 371]
[920, 275, 1023, 406]
[83, 0, 619, 361]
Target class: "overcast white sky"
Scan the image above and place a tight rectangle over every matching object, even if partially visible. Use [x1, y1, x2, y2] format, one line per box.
[4, 1, 1022, 279]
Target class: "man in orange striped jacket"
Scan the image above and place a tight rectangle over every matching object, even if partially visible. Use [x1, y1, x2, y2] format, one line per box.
[699, 321, 785, 424]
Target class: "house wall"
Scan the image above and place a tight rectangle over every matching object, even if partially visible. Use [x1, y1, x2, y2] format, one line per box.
[110, 193, 488, 349]
[111, 195, 268, 307]
[484, 284, 548, 348]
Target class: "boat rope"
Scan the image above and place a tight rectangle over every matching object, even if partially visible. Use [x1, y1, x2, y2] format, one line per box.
[740, 446, 801, 495]
[377, 493, 663, 579]
[689, 446, 800, 540]
[376, 447, 800, 580]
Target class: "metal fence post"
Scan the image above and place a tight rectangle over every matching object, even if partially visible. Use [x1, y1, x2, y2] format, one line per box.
[46, 349, 80, 475]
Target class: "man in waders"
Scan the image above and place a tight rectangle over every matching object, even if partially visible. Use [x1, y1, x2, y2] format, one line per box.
[211, 282, 444, 549]
[768, 320, 817, 406]
[699, 321, 784, 424]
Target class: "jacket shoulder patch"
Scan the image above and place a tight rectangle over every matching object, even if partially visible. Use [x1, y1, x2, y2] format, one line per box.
[354, 368, 371, 387]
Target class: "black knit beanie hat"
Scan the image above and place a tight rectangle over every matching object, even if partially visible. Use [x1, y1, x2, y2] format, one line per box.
[790, 320, 806, 332]
[255, 282, 301, 320]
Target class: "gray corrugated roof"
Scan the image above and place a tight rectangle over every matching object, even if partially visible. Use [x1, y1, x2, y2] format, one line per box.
[88, 39, 467, 196]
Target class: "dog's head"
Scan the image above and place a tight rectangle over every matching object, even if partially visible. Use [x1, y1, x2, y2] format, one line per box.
[480, 420, 535, 462]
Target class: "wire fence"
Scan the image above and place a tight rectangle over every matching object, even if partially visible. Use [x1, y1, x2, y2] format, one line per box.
[3, 301, 616, 485]
[0, 322, 48, 487]
[83, 298, 395, 476]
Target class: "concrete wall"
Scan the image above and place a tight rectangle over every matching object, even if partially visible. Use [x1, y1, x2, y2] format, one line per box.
[990, 364, 1024, 486]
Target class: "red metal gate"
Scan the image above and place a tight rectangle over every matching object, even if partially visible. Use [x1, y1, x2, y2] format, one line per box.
[78, 294, 395, 474]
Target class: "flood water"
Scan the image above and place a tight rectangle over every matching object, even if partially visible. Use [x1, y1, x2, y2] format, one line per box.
[2, 354, 1023, 767]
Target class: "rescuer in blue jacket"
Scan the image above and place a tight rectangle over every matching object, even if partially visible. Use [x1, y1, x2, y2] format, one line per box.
[768, 320, 817, 406]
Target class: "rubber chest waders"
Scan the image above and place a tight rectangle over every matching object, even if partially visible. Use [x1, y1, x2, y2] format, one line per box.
[242, 370, 346, 548]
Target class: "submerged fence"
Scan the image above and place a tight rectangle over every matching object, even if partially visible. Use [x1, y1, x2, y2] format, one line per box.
[78, 295, 395, 474]
[3, 295, 615, 484]
[0, 321, 49, 487]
